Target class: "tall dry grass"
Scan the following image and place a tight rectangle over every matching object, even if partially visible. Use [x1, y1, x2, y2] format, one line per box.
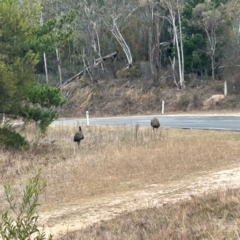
[1, 125, 240, 205]
[1, 124, 240, 239]
[59, 188, 240, 240]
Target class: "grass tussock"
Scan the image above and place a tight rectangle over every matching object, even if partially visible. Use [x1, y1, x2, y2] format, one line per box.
[58, 188, 240, 240]
[1, 124, 240, 238]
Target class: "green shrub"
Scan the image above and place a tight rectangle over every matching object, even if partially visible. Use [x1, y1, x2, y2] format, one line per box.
[0, 170, 52, 240]
[0, 127, 29, 150]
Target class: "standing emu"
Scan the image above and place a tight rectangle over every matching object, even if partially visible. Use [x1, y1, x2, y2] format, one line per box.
[151, 117, 160, 130]
[74, 126, 84, 148]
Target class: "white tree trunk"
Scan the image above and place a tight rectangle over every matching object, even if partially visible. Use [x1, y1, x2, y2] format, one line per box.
[43, 52, 49, 84]
[169, 33, 178, 87]
[56, 48, 63, 89]
[94, 23, 104, 70]
[178, 7, 185, 88]
[40, 11, 49, 84]
[107, 16, 133, 67]
[165, 0, 185, 88]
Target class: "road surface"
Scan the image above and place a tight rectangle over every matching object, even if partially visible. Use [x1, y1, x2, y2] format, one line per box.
[53, 114, 240, 131]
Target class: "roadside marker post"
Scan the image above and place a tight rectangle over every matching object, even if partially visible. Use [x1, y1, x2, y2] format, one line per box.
[224, 81, 227, 96]
[86, 111, 90, 126]
[162, 101, 165, 114]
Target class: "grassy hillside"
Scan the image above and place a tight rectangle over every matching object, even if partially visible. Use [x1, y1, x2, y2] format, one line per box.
[59, 78, 240, 118]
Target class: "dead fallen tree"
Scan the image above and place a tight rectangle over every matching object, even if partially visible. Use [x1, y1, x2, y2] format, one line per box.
[61, 51, 118, 88]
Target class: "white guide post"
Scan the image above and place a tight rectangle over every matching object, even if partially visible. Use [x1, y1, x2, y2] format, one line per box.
[224, 81, 227, 96]
[162, 100, 165, 114]
[86, 111, 90, 126]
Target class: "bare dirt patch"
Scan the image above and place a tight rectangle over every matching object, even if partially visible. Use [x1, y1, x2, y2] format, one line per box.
[39, 164, 240, 239]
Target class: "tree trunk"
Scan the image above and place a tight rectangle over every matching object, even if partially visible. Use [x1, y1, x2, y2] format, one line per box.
[148, 4, 158, 83]
[155, 9, 160, 82]
[166, 0, 185, 89]
[211, 55, 215, 81]
[86, 24, 98, 86]
[109, 16, 133, 67]
[56, 48, 62, 90]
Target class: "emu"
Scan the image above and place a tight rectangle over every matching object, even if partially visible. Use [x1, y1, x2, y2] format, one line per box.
[150, 117, 160, 130]
[74, 126, 84, 148]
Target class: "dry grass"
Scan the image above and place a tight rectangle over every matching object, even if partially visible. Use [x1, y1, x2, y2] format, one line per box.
[60, 188, 240, 240]
[1, 124, 240, 239]
[60, 78, 240, 117]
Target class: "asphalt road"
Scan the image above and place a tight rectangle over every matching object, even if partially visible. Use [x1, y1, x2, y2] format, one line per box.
[53, 115, 240, 131]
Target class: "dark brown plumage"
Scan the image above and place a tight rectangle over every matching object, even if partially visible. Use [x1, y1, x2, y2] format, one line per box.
[74, 126, 84, 148]
[151, 117, 160, 130]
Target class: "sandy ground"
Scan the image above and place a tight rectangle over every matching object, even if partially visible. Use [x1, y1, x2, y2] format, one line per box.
[38, 164, 240, 239]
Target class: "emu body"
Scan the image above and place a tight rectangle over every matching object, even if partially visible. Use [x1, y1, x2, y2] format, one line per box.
[151, 117, 160, 130]
[74, 126, 84, 148]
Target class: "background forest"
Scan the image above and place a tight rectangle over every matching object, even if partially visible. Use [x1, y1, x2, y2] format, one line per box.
[37, 0, 240, 88]
[1, 0, 240, 124]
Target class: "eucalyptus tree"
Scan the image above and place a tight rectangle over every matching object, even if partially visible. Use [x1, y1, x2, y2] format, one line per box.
[77, 0, 105, 84]
[137, 0, 168, 84]
[192, 1, 227, 80]
[160, 0, 185, 88]
[38, 0, 76, 85]
[219, 0, 240, 91]
[45, 0, 139, 79]
[226, 0, 240, 44]
[41, 0, 107, 85]
[100, 0, 139, 68]
[181, 0, 210, 77]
